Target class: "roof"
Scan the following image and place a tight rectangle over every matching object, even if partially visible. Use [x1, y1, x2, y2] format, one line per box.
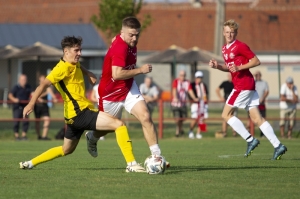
[0, 23, 107, 50]
[137, 1, 300, 52]
[0, 0, 299, 53]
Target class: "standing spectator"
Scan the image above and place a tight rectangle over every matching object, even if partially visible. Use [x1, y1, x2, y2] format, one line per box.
[216, 73, 237, 137]
[34, 75, 57, 140]
[139, 76, 159, 116]
[209, 19, 287, 160]
[89, 83, 105, 141]
[8, 74, 31, 140]
[171, 70, 198, 137]
[188, 71, 208, 139]
[247, 71, 269, 137]
[279, 77, 298, 139]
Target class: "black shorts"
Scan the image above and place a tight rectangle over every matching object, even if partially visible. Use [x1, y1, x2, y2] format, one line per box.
[171, 105, 187, 119]
[34, 104, 50, 118]
[65, 108, 99, 140]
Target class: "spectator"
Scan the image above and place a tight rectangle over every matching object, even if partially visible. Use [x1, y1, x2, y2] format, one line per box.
[216, 73, 237, 137]
[188, 71, 208, 139]
[171, 70, 198, 137]
[89, 83, 105, 141]
[34, 75, 57, 140]
[8, 74, 31, 140]
[247, 71, 269, 137]
[279, 76, 298, 139]
[139, 76, 159, 116]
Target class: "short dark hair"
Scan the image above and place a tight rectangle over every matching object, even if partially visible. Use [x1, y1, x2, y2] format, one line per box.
[122, 16, 141, 29]
[61, 36, 82, 50]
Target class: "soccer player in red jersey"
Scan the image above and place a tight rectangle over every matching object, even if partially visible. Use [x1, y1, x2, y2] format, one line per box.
[86, 16, 168, 172]
[209, 19, 287, 160]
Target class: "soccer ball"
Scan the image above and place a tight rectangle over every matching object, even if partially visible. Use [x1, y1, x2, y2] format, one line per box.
[144, 155, 166, 174]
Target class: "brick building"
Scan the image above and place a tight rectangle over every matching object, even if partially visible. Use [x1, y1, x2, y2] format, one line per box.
[0, 0, 299, 100]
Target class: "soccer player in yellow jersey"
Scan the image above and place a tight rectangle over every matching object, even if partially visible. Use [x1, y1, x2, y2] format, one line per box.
[19, 36, 145, 172]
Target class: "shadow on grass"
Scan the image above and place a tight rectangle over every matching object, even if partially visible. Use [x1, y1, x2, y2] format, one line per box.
[164, 165, 300, 175]
[77, 163, 299, 174]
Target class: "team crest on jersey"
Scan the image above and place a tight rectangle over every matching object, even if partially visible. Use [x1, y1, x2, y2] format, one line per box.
[229, 52, 235, 59]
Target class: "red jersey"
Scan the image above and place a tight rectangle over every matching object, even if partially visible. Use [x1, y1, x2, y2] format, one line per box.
[222, 40, 256, 91]
[98, 35, 136, 101]
[171, 78, 192, 107]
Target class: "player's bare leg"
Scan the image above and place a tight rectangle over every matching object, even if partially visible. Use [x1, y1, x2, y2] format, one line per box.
[130, 100, 170, 167]
[131, 100, 158, 146]
[20, 138, 78, 169]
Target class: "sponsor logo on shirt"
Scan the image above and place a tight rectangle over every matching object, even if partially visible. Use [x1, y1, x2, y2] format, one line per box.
[229, 52, 235, 59]
[224, 54, 228, 60]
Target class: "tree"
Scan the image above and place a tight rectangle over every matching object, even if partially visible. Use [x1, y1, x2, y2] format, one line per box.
[91, 0, 151, 39]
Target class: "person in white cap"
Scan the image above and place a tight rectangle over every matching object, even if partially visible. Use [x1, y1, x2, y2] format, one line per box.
[188, 71, 208, 139]
[279, 76, 298, 139]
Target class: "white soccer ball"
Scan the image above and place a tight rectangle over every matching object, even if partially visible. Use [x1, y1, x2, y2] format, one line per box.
[144, 155, 166, 175]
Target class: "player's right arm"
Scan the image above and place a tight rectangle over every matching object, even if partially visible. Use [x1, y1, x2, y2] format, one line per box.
[112, 64, 152, 80]
[209, 59, 229, 72]
[23, 78, 52, 118]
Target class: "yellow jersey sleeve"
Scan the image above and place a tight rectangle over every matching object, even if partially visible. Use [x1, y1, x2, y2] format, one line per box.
[46, 63, 69, 84]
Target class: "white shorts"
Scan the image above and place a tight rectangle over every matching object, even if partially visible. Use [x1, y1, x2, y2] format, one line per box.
[226, 89, 259, 111]
[190, 101, 208, 119]
[100, 81, 144, 119]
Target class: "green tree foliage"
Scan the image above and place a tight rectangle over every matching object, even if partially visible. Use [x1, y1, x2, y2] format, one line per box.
[91, 0, 151, 38]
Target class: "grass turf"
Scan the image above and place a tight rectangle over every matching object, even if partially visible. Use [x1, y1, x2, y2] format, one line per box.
[0, 138, 299, 199]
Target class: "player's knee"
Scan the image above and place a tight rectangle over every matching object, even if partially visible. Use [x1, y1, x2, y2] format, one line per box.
[139, 111, 151, 124]
[116, 119, 124, 127]
[221, 112, 229, 120]
[63, 147, 75, 155]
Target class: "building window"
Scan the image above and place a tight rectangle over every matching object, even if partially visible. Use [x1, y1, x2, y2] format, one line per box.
[292, 66, 300, 71]
[267, 66, 283, 72]
[269, 15, 278, 22]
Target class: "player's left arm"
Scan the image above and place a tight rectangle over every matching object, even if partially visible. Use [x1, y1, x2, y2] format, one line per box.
[228, 44, 261, 72]
[81, 65, 97, 85]
[236, 56, 261, 71]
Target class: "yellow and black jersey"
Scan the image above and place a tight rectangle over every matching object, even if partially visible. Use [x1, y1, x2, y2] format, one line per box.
[47, 59, 96, 119]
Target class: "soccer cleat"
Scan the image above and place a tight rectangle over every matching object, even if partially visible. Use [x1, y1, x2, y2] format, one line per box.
[126, 164, 147, 173]
[272, 144, 287, 160]
[99, 136, 105, 141]
[19, 161, 32, 169]
[244, 138, 260, 157]
[85, 131, 98, 157]
[196, 134, 202, 139]
[188, 132, 194, 139]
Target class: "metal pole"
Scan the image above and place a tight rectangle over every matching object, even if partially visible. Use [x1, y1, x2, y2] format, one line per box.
[158, 99, 164, 139]
[277, 54, 281, 97]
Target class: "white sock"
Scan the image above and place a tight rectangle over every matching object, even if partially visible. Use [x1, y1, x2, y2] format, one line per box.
[150, 144, 161, 155]
[28, 160, 33, 168]
[127, 161, 137, 166]
[227, 116, 253, 142]
[259, 121, 280, 148]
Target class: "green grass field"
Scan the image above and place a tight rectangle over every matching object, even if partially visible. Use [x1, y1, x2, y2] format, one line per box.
[1, 105, 299, 198]
[0, 138, 299, 199]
